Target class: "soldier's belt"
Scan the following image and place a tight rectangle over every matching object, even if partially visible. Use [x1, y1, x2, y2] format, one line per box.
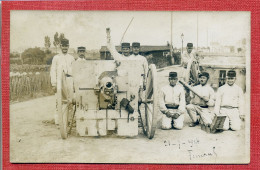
[165, 104, 179, 109]
[221, 106, 238, 109]
[199, 105, 208, 108]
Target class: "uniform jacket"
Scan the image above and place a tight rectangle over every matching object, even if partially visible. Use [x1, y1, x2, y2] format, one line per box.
[190, 84, 215, 107]
[160, 83, 186, 114]
[50, 53, 75, 87]
[214, 83, 245, 115]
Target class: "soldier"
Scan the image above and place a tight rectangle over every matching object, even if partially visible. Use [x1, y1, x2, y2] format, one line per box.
[76, 46, 86, 61]
[50, 38, 75, 125]
[214, 70, 244, 131]
[186, 72, 215, 127]
[181, 43, 201, 84]
[159, 72, 186, 130]
[130, 42, 149, 96]
[106, 28, 131, 60]
[181, 43, 195, 68]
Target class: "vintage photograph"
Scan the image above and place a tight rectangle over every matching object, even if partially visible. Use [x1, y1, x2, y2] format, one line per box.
[10, 11, 250, 163]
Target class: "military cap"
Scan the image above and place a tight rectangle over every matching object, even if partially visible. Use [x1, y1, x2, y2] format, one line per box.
[77, 46, 86, 52]
[187, 43, 193, 48]
[132, 42, 140, 47]
[227, 70, 236, 77]
[199, 72, 209, 78]
[168, 72, 178, 78]
[61, 39, 69, 46]
[121, 42, 130, 48]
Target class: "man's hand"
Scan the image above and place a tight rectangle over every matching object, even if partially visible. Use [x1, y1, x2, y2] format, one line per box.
[201, 96, 209, 102]
[240, 115, 245, 121]
[106, 28, 111, 43]
[52, 86, 57, 93]
[165, 110, 180, 119]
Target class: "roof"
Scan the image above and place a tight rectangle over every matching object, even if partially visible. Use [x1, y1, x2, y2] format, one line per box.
[100, 45, 171, 53]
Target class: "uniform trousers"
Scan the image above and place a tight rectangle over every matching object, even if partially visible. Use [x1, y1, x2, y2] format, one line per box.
[219, 107, 241, 131]
[161, 109, 184, 130]
[186, 104, 215, 125]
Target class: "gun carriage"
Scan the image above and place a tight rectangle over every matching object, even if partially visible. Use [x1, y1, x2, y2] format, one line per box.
[57, 59, 158, 139]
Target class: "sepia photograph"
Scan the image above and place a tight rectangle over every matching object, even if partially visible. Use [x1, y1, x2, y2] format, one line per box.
[9, 11, 250, 163]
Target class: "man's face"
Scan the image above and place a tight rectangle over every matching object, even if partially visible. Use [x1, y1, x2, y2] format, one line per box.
[132, 46, 140, 55]
[227, 77, 236, 86]
[187, 47, 193, 54]
[61, 44, 69, 54]
[78, 50, 85, 59]
[199, 76, 208, 86]
[122, 47, 130, 56]
[169, 77, 178, 86]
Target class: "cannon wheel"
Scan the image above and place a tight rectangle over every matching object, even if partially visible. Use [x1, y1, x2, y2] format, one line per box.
[57, 71, 74, 139]
[142, 64, 158, 139]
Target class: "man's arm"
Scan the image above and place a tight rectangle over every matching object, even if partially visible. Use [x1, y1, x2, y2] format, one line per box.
[50, 55, 58, 87]
[179, 86, 186, 114]
[214, 88, 222, 115]
[106, 28, 123, 60]
[159, 88, 168, 114]
[206, 87, 215, 107]
[238, 87, 245, 117]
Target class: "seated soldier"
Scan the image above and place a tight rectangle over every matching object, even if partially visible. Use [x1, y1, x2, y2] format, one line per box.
[159, 72, 186, 130]
[214, 70, 245, 131]
[186, 72, 215, 127]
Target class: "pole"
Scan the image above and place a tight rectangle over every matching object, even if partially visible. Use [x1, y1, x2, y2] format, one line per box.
[182, 39, 183, 54]
[120, 17, 134, 44]
[197, 13, 199, 51]
[170, 12, 173, 57]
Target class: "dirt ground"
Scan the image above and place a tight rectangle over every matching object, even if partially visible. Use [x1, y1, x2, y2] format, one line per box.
[10, 65, 249, 164]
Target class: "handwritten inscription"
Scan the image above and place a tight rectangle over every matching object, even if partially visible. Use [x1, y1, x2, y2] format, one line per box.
[164, 138, 200, 149]
[188, 147, 217, 160]
[163, 139, 217, 160]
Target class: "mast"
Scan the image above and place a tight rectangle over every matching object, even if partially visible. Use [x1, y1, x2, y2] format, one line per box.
[170, 12, 173, 56]
[197, 13, 199, 51]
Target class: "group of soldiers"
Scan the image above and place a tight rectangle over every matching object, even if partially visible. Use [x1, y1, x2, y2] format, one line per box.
[50, 34, 245, 132]
[159, 43, 245, 131]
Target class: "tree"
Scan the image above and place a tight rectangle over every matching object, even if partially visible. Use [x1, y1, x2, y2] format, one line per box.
[22, 47, 46, 65]
[53, 32, 66, 53]
[59, 33, 65, 42]
[53, 32, 60, 53]
[44, 36, 51, 49]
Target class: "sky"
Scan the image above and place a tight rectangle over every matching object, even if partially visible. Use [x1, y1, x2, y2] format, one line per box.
[10, 11, 250, 52]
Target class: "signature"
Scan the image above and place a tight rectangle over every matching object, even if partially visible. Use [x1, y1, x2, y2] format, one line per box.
[188, 147, 217, 160]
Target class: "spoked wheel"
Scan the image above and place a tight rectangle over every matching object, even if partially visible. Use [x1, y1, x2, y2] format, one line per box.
[139, 64, 158, 139]
[57, 71, 75, 139]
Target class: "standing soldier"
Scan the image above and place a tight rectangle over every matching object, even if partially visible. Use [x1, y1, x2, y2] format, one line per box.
[181, 43, 200, 84]
[159, 72, 186, 130]
[186, 72, 215, 127]
[130, 42, 149, 101]
[50, 38, 75, 125]
[76, 46, 86, 61]
[106, 28, 131, 60]
[214, 70, 244, 131]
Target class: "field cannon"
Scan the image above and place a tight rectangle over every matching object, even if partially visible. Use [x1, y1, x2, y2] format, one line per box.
[57, 59, 158, 139]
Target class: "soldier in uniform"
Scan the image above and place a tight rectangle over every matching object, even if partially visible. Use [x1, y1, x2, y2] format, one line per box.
[159, 72, 186, 130]
[106, 28, 131, 60]
[214, 70, 244, 131]
[181, 43, 200, 84]
[130, 42, 149, 100]
[50, 38, 75, 125]
[186, 72, 215, 127]
[76, 46, 86, 61]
